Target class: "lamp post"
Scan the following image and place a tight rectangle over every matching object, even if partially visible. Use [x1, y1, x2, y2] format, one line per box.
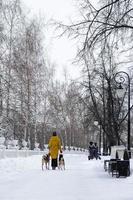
[94, 121, 102, 155]
[99, 124, 102, 155]
[114, 71, 131, 157]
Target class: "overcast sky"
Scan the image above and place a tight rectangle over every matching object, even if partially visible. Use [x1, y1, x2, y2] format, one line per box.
[21, 0, 81, 81]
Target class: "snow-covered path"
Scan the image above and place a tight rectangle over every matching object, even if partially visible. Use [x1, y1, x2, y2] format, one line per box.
[0, 153, 133, 200]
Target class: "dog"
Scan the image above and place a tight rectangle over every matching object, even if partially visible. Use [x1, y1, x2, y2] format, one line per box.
[58, 153, 65, 170]
[42, 153, 50, 170]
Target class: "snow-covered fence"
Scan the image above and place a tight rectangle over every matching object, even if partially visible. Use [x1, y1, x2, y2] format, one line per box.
[0, 149, 44, 159]
[0, 147, 88, 160]
[0, 137, 88, 160]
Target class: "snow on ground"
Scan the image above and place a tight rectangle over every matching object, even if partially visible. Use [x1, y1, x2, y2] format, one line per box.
[0, 153, 133, 200]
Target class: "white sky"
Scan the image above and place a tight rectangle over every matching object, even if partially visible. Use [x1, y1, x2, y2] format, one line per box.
[21, 0, 81, 81]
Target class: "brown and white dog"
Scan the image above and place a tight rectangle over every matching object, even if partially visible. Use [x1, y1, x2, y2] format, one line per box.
[58, 153, 65, 170]
[42, 153, 50, 170]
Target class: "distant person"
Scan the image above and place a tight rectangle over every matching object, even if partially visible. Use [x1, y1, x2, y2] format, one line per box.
[48, 131, 62, 170]
[94, 143, 99, 159]
[88, 142, 95, 160]
[94, 143, 101, 160]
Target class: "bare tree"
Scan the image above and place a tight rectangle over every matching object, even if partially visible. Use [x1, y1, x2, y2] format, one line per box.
[55, 0, 133, 151]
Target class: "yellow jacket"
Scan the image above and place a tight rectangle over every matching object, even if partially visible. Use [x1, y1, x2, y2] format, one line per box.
[48, 136, 61, 159]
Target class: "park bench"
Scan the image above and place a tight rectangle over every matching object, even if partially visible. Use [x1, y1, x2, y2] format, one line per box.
[104, 159, 130, 177]
[108, 159, 120, 176]
[104, 147, 130, 178]
[116, 160, 130, 178]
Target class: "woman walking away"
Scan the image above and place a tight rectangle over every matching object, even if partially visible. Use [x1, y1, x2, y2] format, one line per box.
[48, 131, 62, 170]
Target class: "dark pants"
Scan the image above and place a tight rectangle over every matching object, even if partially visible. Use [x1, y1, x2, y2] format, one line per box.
[51, 158, 58, 169]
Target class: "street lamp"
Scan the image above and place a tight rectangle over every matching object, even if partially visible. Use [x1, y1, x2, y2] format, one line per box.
[114, 71, 131, 158]
[94, 121, 102, 155]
